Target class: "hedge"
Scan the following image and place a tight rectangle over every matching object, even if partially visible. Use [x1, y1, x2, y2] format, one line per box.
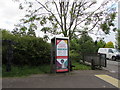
[2, 30, 51, 66]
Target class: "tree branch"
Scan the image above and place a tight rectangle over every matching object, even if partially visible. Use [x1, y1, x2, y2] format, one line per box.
[35, 0, 62, 28]
[68, 2, 76, 31]
[59, 2, 64, 35]
[75, 5, 102, 27]
[70, 2, 83, 38]
[63, 2, 67, 36]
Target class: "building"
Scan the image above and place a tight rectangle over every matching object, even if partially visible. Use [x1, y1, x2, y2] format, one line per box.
[118, 1, 120, 29]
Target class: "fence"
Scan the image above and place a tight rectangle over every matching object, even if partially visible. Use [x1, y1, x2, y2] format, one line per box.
[83, 53, 107, 70]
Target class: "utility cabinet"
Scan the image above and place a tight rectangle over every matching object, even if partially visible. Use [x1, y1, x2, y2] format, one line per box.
[51, 37, 70, 73]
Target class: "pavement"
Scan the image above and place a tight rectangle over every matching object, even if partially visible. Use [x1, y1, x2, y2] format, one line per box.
[2, 60, 120, 88]
[2, 70, 119, 88]
[103, 60, 119, 79]
[103, 60, 119, 73]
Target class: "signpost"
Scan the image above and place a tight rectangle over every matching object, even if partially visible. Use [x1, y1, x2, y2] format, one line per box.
[51, 37, 69, 73]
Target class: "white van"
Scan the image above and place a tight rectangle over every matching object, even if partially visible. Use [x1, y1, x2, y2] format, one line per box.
[98, 48, 120, 61]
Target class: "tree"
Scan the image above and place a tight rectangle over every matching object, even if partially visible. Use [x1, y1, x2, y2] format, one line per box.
[70, 38, 79, 51]
[70, 32, 97, 62]
[105, 41, 114, 48]
[14, 0, 117, 40]
[97, 39, 106, 48]
[78, 32, 96, 54]
[12, 24, 36, 37]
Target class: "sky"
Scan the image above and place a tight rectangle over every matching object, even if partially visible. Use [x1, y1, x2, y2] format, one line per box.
[0, 0, 26, 31]
[0, 0, 119, 45]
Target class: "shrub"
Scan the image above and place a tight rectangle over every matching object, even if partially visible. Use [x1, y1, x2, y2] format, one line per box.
[70, 50, 81, 63]
[2, 30, 51, 66]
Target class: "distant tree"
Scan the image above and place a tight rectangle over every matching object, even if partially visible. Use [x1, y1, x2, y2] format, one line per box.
[97, 39, 106, 48]
[78, 32, 96, 54]
[12, 25, 36, 37]
[0, 29, 12, 37]
[105, 41, 114, 48]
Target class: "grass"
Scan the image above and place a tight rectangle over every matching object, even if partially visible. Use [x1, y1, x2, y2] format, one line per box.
[0, 67, 2, 78]
[72, 62, 91, 70]
[2, 64, 50, 77]
[2, 62, 91, 77]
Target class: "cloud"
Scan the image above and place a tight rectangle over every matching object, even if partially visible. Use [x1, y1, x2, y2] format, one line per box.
[0, 0, 25, 31]
[0, 0, 117, 44]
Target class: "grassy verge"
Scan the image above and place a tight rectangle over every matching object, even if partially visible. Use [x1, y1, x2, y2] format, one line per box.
[2, 62, 91, 77]
[2, 64, 50, 77]
[0, 67, 2, 77]
[72, 62, 91, 70]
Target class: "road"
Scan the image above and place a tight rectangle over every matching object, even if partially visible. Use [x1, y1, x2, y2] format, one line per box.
[103, 60, 119, 79]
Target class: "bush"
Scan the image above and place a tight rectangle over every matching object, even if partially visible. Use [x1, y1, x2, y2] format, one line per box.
[2, 64, 50, 77]
[70, 50, 81, 63]
[70, 34, 98, 63]
[2, 30, 51, 66]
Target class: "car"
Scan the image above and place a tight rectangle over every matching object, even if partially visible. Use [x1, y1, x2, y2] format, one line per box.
[98, 48, 120, 61]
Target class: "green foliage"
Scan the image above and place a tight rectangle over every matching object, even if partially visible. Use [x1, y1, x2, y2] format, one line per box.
[12, 22, 36, 37]
[70, 38, 81, 62]
[70, 33, 98, 62]
[12, 28, 27, 36]
[70, 50, 81, 63]
[2, 62, 91, 77]
[97, 40, 106, 48]
[100, 13, 117, 34]
[110, 13, 116, 20]
[100, 22, 110, 34]
[15, 0, 117, 40]
[2, 64, 50, 77]
[78, 33, 97, 54]
[70, 38, 79, 51]
[105, 41, 114, 48]
[72, 62, 91, 70]
[2, 30, 51, 66]
[29, 16, 37, 22]
[20, 26, 27, 31]
[41, 27, 51, 33]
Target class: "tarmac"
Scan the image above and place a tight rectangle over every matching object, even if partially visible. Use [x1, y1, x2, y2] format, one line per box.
[2, 70, 119, 88]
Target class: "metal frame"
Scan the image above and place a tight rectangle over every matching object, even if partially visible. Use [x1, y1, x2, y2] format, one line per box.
[51, 37, 70, 73]
[99, 53, 107, 67]
[83, 53, 107, 70]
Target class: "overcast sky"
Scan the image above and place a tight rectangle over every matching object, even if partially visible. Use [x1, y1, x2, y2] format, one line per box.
[0, 0, 119, 45]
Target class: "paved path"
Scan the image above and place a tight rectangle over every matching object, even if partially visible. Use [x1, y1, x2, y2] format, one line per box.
[104, 60, 119, 73]
[2, 70, 119, 88]
[103, 60, 119, 79]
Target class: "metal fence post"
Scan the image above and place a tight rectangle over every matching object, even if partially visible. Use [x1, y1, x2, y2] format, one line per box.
[82, 53, 85, 64]
[99, 54, 102, 69]
[91, 59, 95, 70]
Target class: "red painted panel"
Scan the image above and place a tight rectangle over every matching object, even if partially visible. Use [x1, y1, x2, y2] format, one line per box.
[56, 69, 68, 72]
[56, 40, 61, 45]
[56, 56, 68, 59]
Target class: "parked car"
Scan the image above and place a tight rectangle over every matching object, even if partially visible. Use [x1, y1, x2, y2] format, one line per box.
[98, 48, 120, 61]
